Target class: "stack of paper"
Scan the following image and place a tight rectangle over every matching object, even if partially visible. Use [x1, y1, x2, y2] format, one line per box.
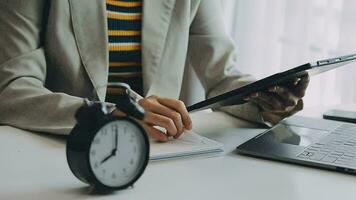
[149, 130, 224, 161]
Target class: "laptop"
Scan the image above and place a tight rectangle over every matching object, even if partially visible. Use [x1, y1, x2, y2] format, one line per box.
[236, 116, 356, 174]
[188, 53, 356, 112]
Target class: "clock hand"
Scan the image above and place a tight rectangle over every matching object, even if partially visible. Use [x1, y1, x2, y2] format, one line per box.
[114, 131, 118, 152]
[101, 132, 118, 165]
[100, 153, 113, 165]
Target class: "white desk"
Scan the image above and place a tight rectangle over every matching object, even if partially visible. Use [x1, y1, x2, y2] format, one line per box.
[1, 106, 356, 200]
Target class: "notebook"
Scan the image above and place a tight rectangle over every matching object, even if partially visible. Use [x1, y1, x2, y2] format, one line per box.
[149, 130, 224, 161]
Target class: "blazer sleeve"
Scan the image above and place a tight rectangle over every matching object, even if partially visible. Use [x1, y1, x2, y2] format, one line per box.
[0, 1, 89, 134]
[187, 0, 265, 124]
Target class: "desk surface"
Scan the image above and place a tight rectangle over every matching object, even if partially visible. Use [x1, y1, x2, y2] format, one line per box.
[1, 106, 356, 200]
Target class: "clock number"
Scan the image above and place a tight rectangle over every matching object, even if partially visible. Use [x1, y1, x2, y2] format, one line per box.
[90, 150, 96, 157]
[123, 168, 129, 177]
[111, 124, 118, 133]
[94, 162, 99, 169]
[93, 138, 100, 145]
[112, 173, 117, 179]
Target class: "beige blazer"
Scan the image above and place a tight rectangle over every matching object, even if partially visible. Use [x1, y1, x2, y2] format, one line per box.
[0, 0, 263, 134]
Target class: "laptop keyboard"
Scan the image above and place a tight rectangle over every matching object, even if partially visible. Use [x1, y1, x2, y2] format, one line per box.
[297, 124, 356, 168]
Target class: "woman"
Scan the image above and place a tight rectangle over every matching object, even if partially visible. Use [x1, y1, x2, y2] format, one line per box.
[0, 0, 308, 142]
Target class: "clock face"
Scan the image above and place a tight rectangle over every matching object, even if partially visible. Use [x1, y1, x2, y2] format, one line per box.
[88, 120, 147, 187]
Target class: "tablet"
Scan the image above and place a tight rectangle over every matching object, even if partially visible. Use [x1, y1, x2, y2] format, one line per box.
[187, 53, 356, 112]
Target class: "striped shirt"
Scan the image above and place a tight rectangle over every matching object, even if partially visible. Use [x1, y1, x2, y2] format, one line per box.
[105, 0, 143, 103]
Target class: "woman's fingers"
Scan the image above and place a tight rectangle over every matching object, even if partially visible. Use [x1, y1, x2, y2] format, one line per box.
[249, 91, 295, 113]
[293, 75, 310, 98]
[112, 107, 168, 142]
[248, 97, 274, 112]
[268, 86, 299, 108]
[142, 99, 184, 136]
[243, 76, 309, 123]
[136, 95, 193, 140]
[139, 97, 186, 137]
[250, 92, 284, 111]
[141, 123, 168, 142]
[160, 107, 184, 137]
[155, 96, 192, 130]
[143, 112, 178, 137]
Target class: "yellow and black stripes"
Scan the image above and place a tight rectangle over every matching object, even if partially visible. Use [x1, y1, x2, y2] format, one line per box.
[106, 0, 143, 103]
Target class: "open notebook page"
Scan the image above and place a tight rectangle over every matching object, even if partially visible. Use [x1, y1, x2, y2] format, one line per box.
[149, 130, 224, 161]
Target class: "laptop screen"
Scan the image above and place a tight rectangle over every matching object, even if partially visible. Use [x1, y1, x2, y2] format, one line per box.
[261, 124, 328, 147]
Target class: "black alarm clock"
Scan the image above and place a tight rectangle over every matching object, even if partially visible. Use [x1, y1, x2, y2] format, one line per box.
[66, 85, 149, 191]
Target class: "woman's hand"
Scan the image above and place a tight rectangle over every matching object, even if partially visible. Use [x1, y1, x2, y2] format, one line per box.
[113, 95, 192, 142]
[245, 74, 310, 124]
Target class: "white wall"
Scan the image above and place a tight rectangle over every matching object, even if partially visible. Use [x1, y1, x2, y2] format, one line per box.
[221, 0, 356, 107]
